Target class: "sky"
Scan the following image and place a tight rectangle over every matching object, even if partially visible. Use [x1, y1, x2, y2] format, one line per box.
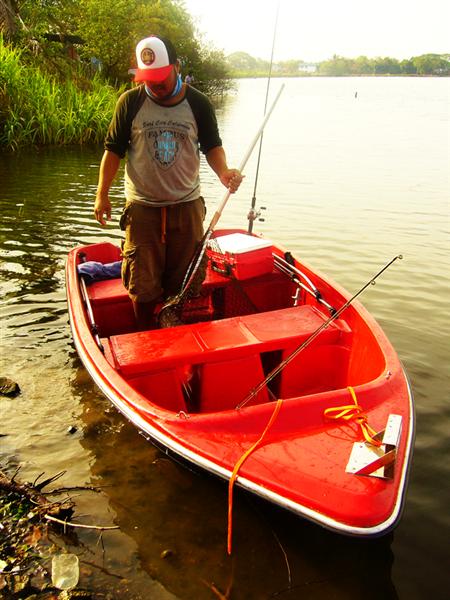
[182, 0, 450, 62]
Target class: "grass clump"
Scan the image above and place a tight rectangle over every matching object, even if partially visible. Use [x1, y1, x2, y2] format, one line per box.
[0, 35, 121, 151]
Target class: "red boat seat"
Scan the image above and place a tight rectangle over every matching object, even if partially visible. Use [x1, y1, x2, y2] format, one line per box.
[77, 242, 121, 265]
[109, 305, 347, 375]
[108, 304, 349, 411]
[239, 305, 347, 348]
[110, 327, 206, 377]
[87, 278, 135, 335]
[87, 278, 129, 306]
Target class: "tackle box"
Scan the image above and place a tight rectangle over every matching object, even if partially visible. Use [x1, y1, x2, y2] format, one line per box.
[208, 233, 274, 280]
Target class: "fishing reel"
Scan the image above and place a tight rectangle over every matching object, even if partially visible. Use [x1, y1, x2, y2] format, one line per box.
[247, 205, 267, 224]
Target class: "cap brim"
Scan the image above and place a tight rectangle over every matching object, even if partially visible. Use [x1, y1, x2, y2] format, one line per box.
[134, 65, 173, 83]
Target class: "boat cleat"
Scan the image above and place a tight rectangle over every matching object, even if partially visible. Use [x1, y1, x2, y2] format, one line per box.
[346, 414, 402, 479]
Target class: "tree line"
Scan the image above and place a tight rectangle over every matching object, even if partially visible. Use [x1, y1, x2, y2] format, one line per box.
[0, 0, 236, 150]
[227, 51, 450, 77]
[0, 0, 232, 91]
[317, 54, 450, 76]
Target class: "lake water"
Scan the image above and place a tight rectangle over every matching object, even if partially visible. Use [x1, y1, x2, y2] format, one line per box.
[1, 77, 449, 599]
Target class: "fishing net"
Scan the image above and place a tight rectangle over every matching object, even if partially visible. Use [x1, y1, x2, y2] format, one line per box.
[158, 239, 259, 328]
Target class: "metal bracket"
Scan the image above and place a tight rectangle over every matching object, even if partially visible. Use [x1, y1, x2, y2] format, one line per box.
[345, 414, 402, 479]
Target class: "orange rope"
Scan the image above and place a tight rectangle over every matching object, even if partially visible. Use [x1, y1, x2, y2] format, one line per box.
[161, 206, 167, 244]
[324, 386, 381, 446]
[227, 399, 283, 555]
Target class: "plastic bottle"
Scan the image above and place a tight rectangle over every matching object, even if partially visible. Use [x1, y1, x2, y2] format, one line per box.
[51, 554, 80, 590]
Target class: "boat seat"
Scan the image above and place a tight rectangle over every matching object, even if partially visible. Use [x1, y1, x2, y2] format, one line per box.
[86, 261, 231, 307]
[87, 278, 129, 306]
[86, 278, 135, 336]
[109, 305, 348, 378]
[239, 305, 349, 347]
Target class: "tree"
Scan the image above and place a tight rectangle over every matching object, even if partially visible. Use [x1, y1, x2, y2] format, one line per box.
[226, 51, 269, 75]
[277, 59, 301, 75]
[400, 58, 417, 75]
[0, 0, 19, 38]
[4, 0, 80, 40]
[73, 0, 230, 85]
[413, 54, 450, 75]
[318, 55, 355, 76]
[374, 57, 401, 75]
[74, 0, 140, 80]
[2, 0, 230, 87]
[355, 56, 374, 75]
[194, 45, 233, 94]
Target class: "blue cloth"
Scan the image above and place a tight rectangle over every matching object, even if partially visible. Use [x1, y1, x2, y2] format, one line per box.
[77, 260, 122, 284]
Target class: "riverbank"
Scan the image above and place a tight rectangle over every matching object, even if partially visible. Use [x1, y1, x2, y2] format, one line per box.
[0, 467, 129, 599]
[0, 37, 119, 152]
[0, 467, 76, 597]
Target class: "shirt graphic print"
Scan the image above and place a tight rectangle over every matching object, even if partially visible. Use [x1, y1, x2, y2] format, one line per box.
[144, 120, 189, 171]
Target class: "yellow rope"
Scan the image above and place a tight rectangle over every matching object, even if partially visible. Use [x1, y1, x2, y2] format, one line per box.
[227, 398, 283, 555]
[324, 386, 381, 446]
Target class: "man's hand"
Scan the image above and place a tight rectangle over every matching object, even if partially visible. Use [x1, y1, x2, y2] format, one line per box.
[219, 168, 244, 193]
[94, 193, 111, 226]
[205, 147, 244, 194]
[94, 151, 121, 226]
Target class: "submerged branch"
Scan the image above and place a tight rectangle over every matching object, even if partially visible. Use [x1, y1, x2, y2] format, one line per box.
[44, 514, 119, 531]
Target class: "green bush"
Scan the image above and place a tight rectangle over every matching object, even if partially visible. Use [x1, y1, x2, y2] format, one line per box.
[0, 35, 120, 151]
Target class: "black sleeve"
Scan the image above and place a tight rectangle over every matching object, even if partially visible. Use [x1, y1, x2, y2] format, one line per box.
[104, 86, 147, 158]
[185, 86, 222, 154]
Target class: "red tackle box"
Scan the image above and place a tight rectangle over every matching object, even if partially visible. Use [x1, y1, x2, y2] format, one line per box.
[208, 233, 274, 280]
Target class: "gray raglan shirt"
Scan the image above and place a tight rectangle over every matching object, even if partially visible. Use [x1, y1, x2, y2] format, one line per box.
[104, 85, 222, 207]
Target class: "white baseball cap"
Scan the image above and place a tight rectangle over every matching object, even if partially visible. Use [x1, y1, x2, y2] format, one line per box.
[134, 36, 177, 83]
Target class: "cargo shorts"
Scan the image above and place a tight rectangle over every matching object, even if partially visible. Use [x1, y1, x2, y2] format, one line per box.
[120, 198, 206, 303]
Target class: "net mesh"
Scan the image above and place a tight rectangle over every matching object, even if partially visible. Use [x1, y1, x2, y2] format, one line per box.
[159, 240, 259, 328]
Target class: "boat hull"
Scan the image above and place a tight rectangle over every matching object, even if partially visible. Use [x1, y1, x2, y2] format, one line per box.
[66, 230, 414, 537]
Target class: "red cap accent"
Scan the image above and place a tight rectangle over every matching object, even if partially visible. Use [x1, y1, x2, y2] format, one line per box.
[134, 65, 173, 83]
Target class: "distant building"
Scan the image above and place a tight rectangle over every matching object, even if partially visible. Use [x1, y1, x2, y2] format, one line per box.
[299, 63, 317, 74]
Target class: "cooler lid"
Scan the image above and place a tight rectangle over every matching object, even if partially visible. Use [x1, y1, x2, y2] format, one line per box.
[214, 233, 272, 255]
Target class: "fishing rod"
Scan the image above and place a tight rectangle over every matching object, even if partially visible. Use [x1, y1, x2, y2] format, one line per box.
[235, 254, 403, 410]
[248, 0, 281, 233]
[159, 84, 285, 322]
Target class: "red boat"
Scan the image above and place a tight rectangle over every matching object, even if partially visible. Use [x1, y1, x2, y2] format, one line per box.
[66, 229, 414, 539]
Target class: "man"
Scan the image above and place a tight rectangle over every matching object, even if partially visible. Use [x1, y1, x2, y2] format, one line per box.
[94, 35, 242, 329]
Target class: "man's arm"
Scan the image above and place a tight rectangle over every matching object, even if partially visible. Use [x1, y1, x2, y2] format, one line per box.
[94, 150, 121, 226]
[205, 146, 243, 193]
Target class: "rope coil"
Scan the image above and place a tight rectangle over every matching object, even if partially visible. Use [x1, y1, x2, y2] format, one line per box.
[324, 386, 381, 447]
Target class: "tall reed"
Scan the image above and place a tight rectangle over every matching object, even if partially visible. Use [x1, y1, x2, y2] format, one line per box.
[0, 36, 120, 151]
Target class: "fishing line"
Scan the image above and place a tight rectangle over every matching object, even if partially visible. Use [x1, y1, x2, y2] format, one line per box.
[248, 0, 281, 233]
[235, 255, 403, 410]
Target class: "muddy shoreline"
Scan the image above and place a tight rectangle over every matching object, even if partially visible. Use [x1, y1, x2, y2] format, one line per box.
[0, 468, 123, 599]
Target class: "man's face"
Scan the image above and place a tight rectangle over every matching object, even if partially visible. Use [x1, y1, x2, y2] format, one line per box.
[146, 65, 178, 100]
